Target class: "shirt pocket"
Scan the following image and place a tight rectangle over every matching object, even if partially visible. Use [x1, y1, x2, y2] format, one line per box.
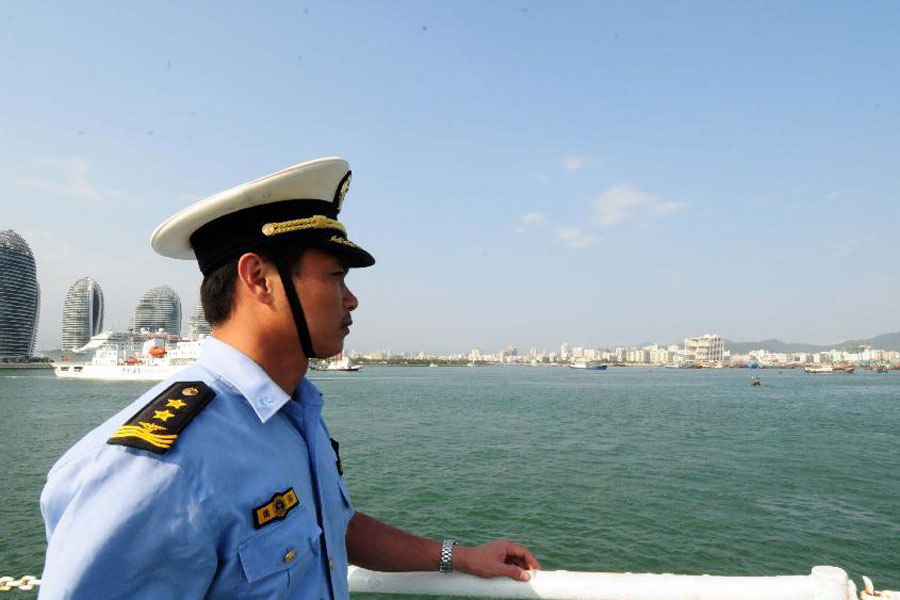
[331, 477, 354, 533]
[237, 513, 322, 598]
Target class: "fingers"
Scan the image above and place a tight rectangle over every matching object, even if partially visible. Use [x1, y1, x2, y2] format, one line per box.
[500, 563, 532, 582]
[505, 541, 542, 570]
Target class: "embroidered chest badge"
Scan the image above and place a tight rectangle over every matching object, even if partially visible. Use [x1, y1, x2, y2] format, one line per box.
[253, 488, 300, 528]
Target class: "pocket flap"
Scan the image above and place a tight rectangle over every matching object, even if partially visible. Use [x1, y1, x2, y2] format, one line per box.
[338, 478, 352, 507]
[238, 515, 322, 583]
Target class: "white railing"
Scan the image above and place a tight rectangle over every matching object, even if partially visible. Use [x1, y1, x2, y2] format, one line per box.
[348, 565, 860, 600]
[5, 566, 899, 598]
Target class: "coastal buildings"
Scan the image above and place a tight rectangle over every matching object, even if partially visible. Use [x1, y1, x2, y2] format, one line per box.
[188, 304, 212, 339]
[0, 230, 40, 360]
[131, 285, 182, 335]
[61, 277, 104, 350]
[684, 334, 725, 365]
[353, 338, 899, 369]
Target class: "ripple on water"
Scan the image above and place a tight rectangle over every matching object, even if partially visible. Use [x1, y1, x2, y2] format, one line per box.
[1, 367, 898, 589]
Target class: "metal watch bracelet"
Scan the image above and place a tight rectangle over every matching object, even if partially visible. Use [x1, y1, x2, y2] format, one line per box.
[439, 539, 457, 573]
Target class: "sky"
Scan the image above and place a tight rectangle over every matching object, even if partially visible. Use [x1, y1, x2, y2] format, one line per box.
[1, 1, 898, 354]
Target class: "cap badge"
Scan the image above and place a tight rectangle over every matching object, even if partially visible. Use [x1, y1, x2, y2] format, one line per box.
[335, 172, 351, 212]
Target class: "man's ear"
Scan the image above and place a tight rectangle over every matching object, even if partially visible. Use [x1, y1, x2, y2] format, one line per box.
[236, 252, 277, 306]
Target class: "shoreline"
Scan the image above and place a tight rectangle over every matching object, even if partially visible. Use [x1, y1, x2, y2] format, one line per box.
[0, 363, 53, 370]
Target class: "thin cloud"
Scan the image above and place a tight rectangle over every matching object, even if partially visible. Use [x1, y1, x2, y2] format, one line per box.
[828, 237, 874, 258]
[514, 211, 546, 233]
[653, 201, 687, 217]
[563, 156, 588, 172]
[556, 226, 598, 249]
[7, 158, 131, 206]
[592, 184, 686, 226]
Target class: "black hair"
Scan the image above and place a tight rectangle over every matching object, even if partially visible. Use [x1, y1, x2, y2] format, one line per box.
[199, 245, 306, 327]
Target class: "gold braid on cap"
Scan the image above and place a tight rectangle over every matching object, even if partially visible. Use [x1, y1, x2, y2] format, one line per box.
[329, 235, 358, 248]
[261, 215, 347, 237]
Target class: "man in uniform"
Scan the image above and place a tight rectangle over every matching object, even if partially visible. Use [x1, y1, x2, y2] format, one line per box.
[39, 157, 540, 599]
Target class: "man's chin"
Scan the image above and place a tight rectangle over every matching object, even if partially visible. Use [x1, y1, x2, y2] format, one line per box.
[318, 344, 344, 359]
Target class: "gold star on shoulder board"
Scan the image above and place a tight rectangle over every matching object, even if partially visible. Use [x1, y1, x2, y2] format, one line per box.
[107, 381, 215, 455]
[153, 409, 175, 422]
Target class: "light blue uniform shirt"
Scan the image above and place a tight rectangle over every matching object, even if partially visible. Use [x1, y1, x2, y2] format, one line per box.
[39, 337, 355, 600]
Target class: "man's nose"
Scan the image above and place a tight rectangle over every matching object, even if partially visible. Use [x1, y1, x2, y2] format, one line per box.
[344, 284, 358, 311]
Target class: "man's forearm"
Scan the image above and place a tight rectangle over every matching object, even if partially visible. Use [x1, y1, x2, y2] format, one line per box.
[344, 511, 540, 581]
[345, 511, 444, 572]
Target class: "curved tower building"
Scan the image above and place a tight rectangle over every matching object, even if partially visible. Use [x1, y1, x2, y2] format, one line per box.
[188, 304, 212, 339]
[131, 285, 182, 335]
[0, 230, 40, 359]
[62, 277, 105, 350]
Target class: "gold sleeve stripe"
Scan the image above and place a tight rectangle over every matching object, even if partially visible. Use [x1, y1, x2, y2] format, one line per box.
[261, 215, 347, 237]
[109, 426, 178, 449]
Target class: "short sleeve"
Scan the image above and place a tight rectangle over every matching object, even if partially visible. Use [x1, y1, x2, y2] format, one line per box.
[39, 450, 217, 600]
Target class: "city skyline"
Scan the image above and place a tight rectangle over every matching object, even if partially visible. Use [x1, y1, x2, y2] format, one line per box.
[5, 238, 898, 355]
[2, 3, 898, 352]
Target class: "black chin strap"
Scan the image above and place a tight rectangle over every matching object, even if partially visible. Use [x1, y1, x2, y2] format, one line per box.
[272, 248, 317, 359]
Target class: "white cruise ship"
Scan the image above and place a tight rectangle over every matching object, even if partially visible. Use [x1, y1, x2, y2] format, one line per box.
[53, 331, 202, 381]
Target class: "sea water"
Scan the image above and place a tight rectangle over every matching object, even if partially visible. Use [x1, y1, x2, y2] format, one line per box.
[1, 366, 898, 595]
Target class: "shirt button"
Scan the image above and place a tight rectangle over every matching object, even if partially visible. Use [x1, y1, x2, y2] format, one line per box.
[284, 549, 297, 563]
[329, 559, 335, 571]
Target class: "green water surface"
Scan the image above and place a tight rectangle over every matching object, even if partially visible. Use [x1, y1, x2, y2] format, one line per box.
[1, 366, 897, 594]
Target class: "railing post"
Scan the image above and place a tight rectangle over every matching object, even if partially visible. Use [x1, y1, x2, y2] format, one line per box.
[811, 566, 853, 600]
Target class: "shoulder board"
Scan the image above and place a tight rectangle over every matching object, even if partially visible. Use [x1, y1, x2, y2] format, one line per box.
[107, 381, 215, 455]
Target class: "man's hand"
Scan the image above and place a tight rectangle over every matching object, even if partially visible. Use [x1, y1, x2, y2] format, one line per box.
[454, 539, 542, 582]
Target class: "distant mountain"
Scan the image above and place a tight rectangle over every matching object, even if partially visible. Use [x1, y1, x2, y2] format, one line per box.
[725, 332, 900, 354]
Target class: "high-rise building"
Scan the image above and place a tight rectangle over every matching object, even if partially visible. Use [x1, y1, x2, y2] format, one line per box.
[0, 230, 40, 359]
[131, 285, 182, 335]
[684, 334, 725, 365]
[188, 304, 212, 339]
[62, 277, 105, 350]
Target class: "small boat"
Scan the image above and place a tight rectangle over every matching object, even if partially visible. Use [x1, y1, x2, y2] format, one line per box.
[804, 365, 854, 374]
[875, 364, 888, 374]
[750, 377, 761, 387]
[313, 354, 361, 372]
[569, 360, 608, 370]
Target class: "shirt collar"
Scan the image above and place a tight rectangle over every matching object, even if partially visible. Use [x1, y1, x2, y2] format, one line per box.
[199, 336, 321, 423]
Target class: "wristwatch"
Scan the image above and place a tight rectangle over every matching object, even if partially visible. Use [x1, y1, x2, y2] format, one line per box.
[438, 538, 457, 573]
